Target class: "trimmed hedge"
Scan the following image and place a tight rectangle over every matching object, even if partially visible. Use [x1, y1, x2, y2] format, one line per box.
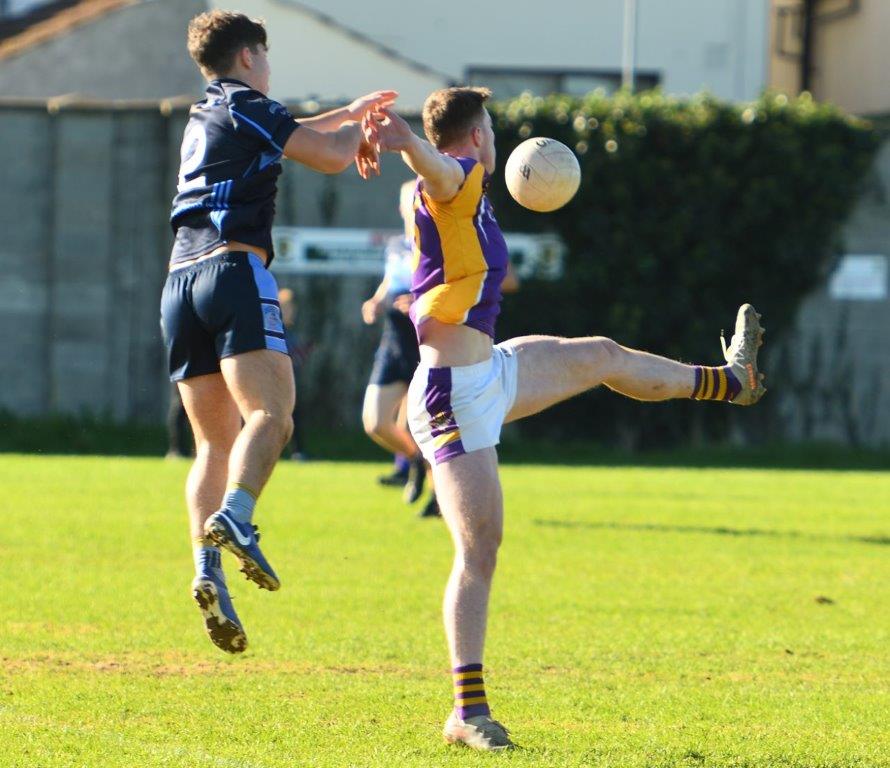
[488, 90, 881, 447]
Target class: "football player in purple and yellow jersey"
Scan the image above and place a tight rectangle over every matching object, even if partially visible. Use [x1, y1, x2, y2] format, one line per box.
[368, 87, 766, 749]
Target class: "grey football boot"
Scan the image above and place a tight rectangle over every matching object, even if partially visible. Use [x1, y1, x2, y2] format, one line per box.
[443, 711, 515, 751]
[721, 303, 766, 405]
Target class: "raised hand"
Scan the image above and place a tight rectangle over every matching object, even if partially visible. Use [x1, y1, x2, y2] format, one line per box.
[361, 297, 381, 324]
[355, 135, 380, 179]
[347, 90, 398, 121]
[392, 293, 413, 315]
[355, 112, 381, 179]
[372, 108, 415, 153]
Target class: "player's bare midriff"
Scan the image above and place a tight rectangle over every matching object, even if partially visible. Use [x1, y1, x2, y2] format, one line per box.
[169, 241, 269, 272]
[419, 318, 493, 368]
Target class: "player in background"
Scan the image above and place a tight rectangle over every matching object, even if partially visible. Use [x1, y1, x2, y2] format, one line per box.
[278, 288, 311, 461]
[160, 9, 394, 653]
[367, 87, 766, 749]
[361, 182, 429, 509]
[165, 383, 192, 459]
[362, 181, 520, 516]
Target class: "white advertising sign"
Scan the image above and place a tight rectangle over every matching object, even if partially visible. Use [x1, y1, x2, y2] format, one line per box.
[271, 227, 565, 280]
[272, 227, 396, 276]
[828, 255, 888, 301]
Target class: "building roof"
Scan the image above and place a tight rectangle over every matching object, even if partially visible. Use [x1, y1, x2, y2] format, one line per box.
[0, 0, 451, 83]
[0, 0, 137, 61]
[271, 0, 451, 84]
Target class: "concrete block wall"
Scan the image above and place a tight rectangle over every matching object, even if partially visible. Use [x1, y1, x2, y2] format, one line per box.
[1, 99, 888, 447]
[0, 102, 413, 430]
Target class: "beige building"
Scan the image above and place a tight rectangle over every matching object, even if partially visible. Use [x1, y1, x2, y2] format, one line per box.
[0, 0, 448, 107]
[207, 0, 447, 109]
[0, 0, 772, 105]
[770, 0, 890, 115]
[766, 1, 890, 447]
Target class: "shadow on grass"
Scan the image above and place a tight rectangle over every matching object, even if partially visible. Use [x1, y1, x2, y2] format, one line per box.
[534, 518, 890, 547]
[497, 438, 890, 472]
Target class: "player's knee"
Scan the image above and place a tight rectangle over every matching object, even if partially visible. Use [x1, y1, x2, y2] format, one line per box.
[461, 522, 502, 579]
[464, 542, 499, 580]
[253, 409, 292, 447]
[192, 440, 232, 474]
[280, 413, 294, 446]
[591, 335, 620, 355]
[272, 409, 293, 446]
[362, 406, 382, 438]
[194, 424, 237, 456]
[195, 437, 232, 460]
[588, 336, 623, 371]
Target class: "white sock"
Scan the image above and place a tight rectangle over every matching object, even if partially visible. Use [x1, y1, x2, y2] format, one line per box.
[223, 486, 256, 525]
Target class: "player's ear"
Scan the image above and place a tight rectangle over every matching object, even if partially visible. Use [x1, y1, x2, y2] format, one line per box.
[237, 45, 253, 69]
[470, 125, 482, 148]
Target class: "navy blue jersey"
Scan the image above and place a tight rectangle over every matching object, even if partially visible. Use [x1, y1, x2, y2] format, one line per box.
[169, 79, 300, 265]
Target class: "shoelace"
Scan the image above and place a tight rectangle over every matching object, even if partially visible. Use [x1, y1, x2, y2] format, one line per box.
[721, 330, 749, 363]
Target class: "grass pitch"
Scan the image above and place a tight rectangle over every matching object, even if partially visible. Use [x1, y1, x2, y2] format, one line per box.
[1, 455, 887, 768]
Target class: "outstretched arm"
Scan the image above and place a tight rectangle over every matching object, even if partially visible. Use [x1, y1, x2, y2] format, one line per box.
[283, 121, 366, 174]
[370, 108, 465, 201]
[299, 91, 398, 133]
[284, 92, 397, 177]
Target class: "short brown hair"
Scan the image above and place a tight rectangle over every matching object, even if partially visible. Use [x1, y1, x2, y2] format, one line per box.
[422, 87, 492, 149]
[187, 11, 267, 78]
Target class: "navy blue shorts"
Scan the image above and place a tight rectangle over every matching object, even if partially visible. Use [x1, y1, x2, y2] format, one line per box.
[369, 347, 419, 386]
[369, 317, 420, 387]
[160, 251, 288, 382]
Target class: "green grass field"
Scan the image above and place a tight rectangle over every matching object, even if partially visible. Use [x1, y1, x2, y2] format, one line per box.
[1, 455, 887, 768]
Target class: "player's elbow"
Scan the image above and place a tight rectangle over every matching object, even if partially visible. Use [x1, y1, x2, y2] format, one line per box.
[283, 128, 356, 173]
[322, 125, 361, 173]
[319, 153, 353, 174]
[307, 144, 354, 174]
[286, 155, 345, 174]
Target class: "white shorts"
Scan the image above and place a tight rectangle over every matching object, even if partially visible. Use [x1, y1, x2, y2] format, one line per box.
[407, 342, 519, 465]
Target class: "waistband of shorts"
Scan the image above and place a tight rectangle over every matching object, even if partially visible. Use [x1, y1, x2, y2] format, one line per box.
[415, 341, 515, 381]
[168, 250, 256, 275]
[415, 354, 494, 383]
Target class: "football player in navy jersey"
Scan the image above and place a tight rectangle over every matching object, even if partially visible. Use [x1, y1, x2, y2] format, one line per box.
[160, 10, 395, 653]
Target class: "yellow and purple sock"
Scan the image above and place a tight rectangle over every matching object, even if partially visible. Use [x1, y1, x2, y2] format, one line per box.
[691, 366, 741, 402]
[453, 663, 490, 720]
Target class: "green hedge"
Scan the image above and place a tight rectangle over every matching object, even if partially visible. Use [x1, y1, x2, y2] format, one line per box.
[488, 90, 881, 447]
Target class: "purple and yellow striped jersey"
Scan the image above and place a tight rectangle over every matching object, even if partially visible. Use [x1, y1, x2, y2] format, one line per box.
[410, 157, 509, 340]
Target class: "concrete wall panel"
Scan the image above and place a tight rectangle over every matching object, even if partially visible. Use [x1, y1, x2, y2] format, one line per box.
[0, 101, 887, 450]
[0, 109, 51, 414]
[49, 113, 114, 412]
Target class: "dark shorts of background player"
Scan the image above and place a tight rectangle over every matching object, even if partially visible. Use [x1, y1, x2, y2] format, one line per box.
[160, 251, 288, 382]
[369, 311, 420, 387]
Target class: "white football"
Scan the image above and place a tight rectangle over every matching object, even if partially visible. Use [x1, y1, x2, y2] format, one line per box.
[504, 137, 581, 212]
